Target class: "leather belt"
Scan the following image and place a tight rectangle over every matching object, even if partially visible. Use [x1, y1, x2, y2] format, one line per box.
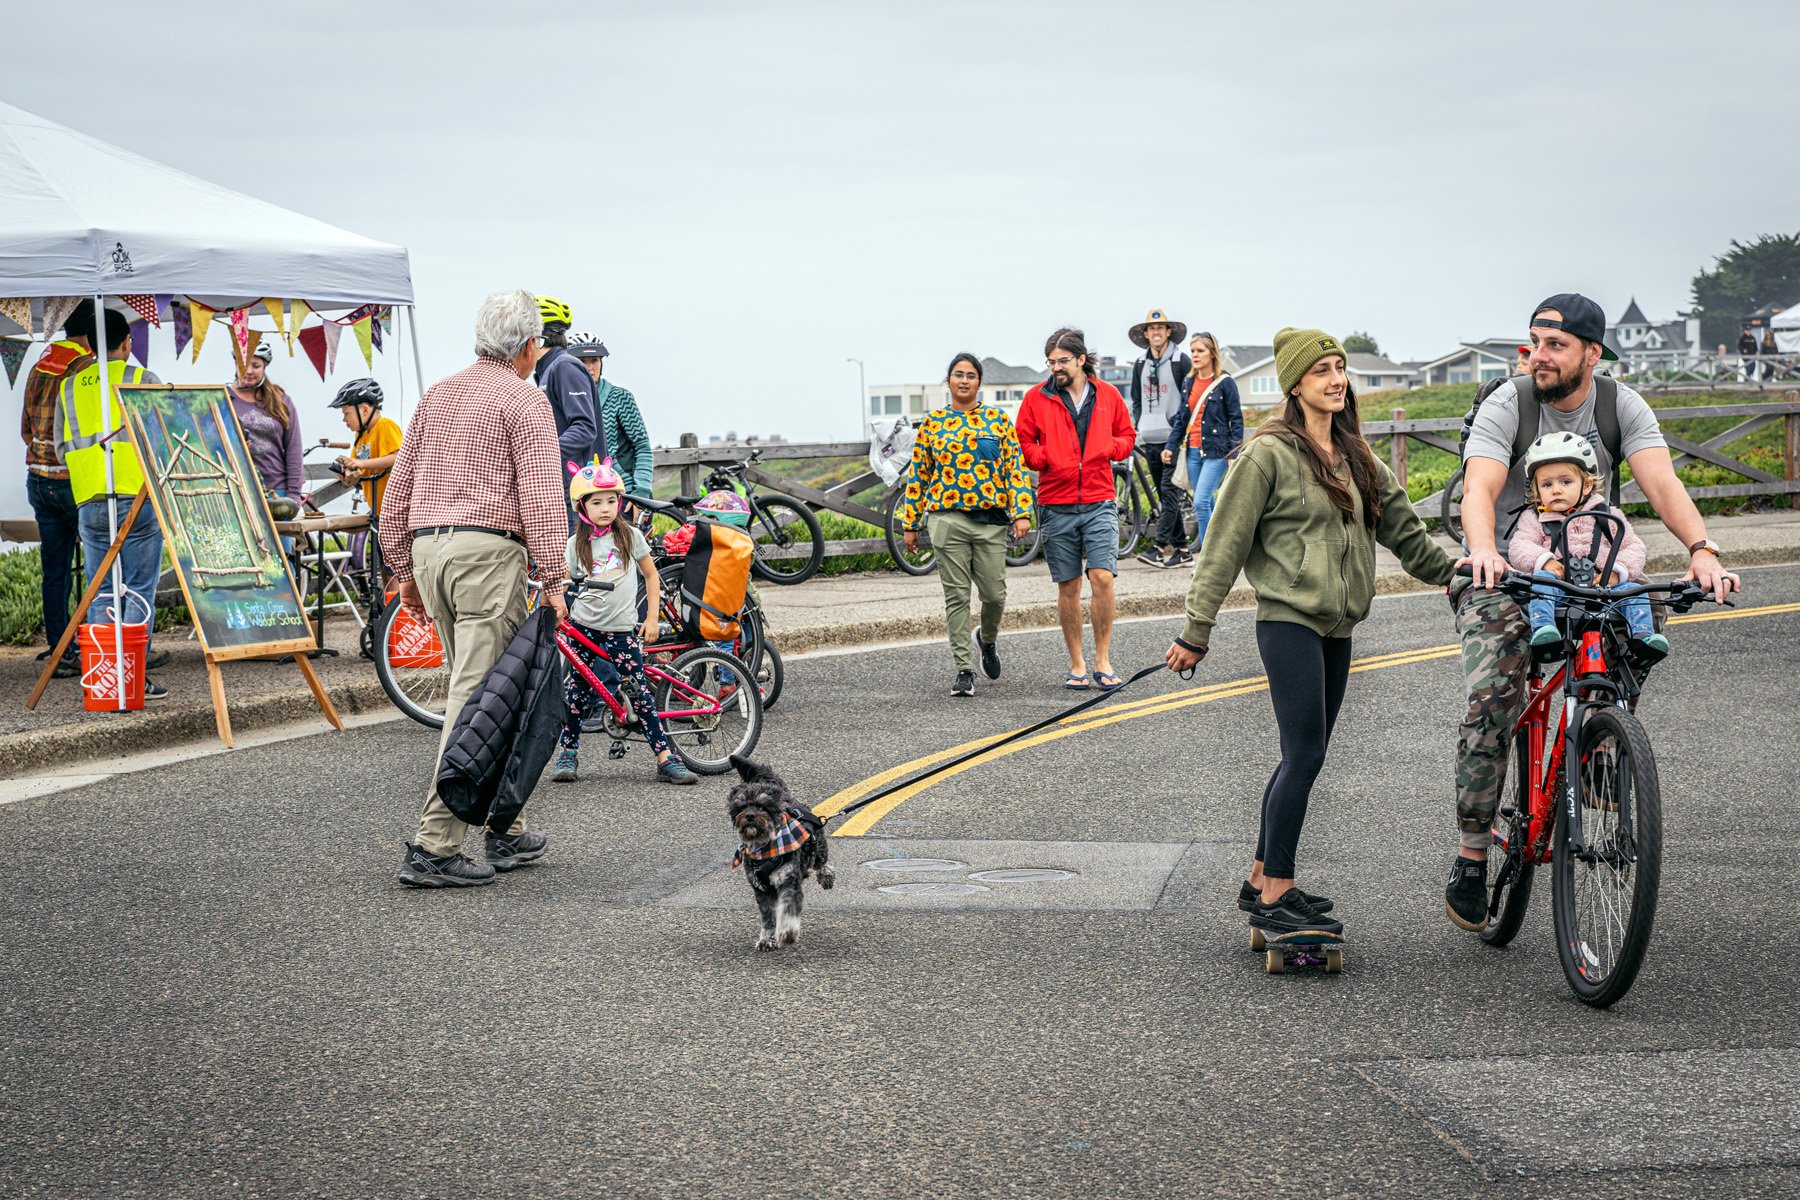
[410, 524, 525, 547]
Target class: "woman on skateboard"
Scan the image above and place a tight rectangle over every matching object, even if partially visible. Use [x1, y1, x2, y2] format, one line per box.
[1162, 329, 1458, 942]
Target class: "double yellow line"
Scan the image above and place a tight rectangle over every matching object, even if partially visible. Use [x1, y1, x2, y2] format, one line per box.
[814, 601, 1800, 836]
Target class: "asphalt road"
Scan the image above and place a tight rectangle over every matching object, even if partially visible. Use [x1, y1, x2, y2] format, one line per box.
[5, 565, 1800, 1199]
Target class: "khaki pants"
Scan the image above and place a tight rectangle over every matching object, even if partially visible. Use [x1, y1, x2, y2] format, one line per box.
[411, 530, 531, 857]
[927, 511, 1008, 671]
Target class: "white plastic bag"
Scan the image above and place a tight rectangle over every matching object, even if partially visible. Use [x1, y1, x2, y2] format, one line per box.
[869, 417, 916, 487]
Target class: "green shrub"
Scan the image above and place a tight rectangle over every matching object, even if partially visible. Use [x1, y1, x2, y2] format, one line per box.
[0, 546, 188, 645]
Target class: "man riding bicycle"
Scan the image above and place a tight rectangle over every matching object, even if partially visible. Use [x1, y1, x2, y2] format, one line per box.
[1445, 293, 1740, 930]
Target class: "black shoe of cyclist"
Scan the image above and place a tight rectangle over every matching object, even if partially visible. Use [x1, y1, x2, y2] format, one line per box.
[398, 842, 497, 888]
[950, 669, 975, 697]
[485, 830, 549, 872]
[1135, 546, 1166, 567]
[1237, 879, 1333, 915]
[1249, 888, 1343, 935]
[1445, 855, 1488, 931]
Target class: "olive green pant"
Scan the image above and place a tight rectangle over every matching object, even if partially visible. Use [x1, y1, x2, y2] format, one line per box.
[411, 529, 531, 858]
[927, 511, 1008, 671]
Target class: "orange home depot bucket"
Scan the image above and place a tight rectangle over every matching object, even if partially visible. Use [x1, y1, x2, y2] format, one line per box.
[385, 606, 444, 669]
[78, 621, 149, 712]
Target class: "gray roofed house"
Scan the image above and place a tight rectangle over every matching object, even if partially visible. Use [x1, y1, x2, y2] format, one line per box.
[1609, 296, 1698, 360]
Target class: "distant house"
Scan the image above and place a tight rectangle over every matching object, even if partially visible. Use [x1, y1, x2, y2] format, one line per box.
[1226, 347, 1412, 401]
[1415, 339, 1521, 386]
[867, 356, 1046, 428]
[1609, 296, 1700, 365]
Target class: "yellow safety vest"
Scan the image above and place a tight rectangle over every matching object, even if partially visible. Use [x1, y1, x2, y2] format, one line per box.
[57, 358, 152, 505]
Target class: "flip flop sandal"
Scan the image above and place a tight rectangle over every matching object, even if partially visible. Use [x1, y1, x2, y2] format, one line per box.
[1062, 672, 1091, 690]
[1093, 671, 1123, 690]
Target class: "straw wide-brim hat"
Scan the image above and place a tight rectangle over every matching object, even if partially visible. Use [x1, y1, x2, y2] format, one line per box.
[1128, 307, 1188, 350]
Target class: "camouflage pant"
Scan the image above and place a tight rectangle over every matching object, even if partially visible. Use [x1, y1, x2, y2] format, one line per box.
[1451, 578, 1530, 852]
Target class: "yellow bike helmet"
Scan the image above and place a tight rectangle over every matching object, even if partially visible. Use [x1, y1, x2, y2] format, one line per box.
[536, 295, 573, 328]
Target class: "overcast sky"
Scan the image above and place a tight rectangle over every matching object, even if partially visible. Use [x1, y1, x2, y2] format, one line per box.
[6, 0, 1799, 457]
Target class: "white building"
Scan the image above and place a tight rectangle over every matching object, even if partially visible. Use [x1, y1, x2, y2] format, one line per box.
[866, 356, 1044, 428]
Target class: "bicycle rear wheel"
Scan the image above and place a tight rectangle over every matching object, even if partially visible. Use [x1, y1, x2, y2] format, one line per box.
[883, 490, 937, 576]
[1551, 706, 1662, 1008]
[753, 641, 784, 710]
[1006, 505, 1043, 567]
[1481, 737, 1539, 947]
[654, 647, 764, 774]
[731, 599, 783, 709]
[747, 494, 824, 585]
[1441, 468, 1466, 544]
[1115, 466, 1146, 555]
[373, 600, 449, 729]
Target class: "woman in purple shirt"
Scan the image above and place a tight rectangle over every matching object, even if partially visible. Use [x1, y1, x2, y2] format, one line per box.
[226, 343, 304, 501]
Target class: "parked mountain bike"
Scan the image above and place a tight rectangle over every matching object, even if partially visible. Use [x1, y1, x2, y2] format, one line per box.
[703, 448, 824, 585]
[1464, 515, 1730, 1008]
[1114, 446, 1195, 557]
[1441, 467, 1466, 542]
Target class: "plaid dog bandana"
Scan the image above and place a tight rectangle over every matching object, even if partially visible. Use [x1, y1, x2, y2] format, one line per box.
[731, 815, 811, 868]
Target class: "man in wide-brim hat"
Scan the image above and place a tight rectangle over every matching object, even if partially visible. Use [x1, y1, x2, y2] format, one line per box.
[1127, 308, 1193, 568]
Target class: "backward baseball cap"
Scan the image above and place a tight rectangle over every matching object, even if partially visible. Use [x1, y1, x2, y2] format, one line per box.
[1530, 293, 1619, 361]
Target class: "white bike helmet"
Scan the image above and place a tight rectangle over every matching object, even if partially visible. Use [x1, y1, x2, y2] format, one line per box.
[1521, 431, 1599, 478]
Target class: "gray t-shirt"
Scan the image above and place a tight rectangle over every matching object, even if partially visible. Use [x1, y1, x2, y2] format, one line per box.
[1462, 377, 1665, 555]
[566, 524, 652, 631]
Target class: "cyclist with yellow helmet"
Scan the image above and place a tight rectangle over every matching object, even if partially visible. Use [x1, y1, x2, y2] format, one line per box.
[531, 295, 602, 525]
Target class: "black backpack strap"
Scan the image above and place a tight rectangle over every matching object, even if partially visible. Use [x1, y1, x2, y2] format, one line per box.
[1594, 375, 1622, 505]
[1508, 376, 1540, 466]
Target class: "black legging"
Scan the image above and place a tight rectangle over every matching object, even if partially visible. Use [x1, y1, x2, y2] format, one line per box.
[1144, 449, 1186, 548]
[1254, 621, 1353, 879]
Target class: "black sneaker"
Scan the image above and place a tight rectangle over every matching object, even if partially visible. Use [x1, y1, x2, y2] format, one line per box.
[52, 654, 79, 679]
[1237, 880, 1334, 915]
[1249, 888, 1344, 935]
[485, 830, 549, 872]
[1136, 546, 1166, 567]
[975, 630, 1001, 680]
[1445, 856, 1488, 931]
[950, 669, 976, 697]
[398, 842, 497, 888]
[1164, 548, 1194, 569]
[146, 649, 172, 671]
[143, 679, 168, 701]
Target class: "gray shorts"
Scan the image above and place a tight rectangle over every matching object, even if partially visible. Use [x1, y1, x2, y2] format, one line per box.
[1041, 503, 1118, 583]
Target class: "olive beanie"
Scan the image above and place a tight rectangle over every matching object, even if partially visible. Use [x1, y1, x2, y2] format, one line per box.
[1274, 327, 1346, 397]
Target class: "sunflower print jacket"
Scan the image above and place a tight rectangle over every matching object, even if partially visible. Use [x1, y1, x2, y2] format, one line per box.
[894, 404, 1033, 531]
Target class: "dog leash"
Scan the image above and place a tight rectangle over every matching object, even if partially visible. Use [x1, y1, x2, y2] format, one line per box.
[824, 661, 1182, 828]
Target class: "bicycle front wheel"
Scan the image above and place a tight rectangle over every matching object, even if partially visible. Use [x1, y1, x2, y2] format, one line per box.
[883, 490, 937, 576]
[373, 600, 449, 730]
[1116, 466, 1146, 555]
[1006, 505, 1043, 567]
[654, 647, 764, 774]
[1441, 468, 1466, 544]
[1551, 706, 1663, 1008]
[747, 494, 824, 585]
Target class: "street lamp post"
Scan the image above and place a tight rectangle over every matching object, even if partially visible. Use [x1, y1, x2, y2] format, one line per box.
[846, 356, 865, 441]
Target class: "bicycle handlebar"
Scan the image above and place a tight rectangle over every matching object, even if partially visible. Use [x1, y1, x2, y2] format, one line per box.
[1453, 564, 1724, 612]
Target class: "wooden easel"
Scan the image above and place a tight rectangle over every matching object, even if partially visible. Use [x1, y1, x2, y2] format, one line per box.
[25, 493, 344, 749]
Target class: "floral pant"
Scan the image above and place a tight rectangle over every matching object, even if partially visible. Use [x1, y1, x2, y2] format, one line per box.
[560, 624, 672, 756]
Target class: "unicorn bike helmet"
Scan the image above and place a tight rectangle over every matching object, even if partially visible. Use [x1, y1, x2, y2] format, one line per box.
[569, 458, 627, 534]
[694, 489, 752, 529]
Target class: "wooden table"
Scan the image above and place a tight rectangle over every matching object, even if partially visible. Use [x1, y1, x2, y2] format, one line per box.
[275, 512, 372, 657]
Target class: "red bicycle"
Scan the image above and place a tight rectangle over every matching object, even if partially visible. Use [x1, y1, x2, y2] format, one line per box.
[1471, 514, 1726, 1007]
[555, 578, 762, 776]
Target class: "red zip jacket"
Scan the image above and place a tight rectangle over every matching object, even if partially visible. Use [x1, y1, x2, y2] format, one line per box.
[1015, 377, 1136, 505]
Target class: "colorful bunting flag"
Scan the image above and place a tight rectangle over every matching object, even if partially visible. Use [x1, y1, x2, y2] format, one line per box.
[369, 315, 383, 354]
[263, 297, 286, 337]
[0, 297, 32, 333]
[229, 307, 251, 359]
[154, 294, 173, 324]
[189, 299, 213, 361]
[352, 316, 375, 368]
[171, 300, 193, 358]
[121, 294, 160, 327]
[378, 307, 393, 339]
[321, 320, 342, 375]
[1, 338, 28, 388]
[129, 320, 150, 368]
[41, 297, 81, 338]
[298, 324, 327, 381]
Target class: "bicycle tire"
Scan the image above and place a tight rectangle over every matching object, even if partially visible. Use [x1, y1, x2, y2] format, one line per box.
[373, 600, 449, 730]
[883, 490, 937, 576]
[1441, 468, 1465, 544]
[754, 640, 784, 710]
[1481, 737, 1539, 947]
[1006, 507, 1043, 567]
[1116, 465, 1146, 556]
[732, 601, 781, 708]
[1551, 705, 1662, 1008]
[747, 493, 824, 585]
[654, 647, 764, 774]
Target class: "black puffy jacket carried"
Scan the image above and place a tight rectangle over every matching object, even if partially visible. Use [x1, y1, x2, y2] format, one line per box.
[436, 608, 565, 835]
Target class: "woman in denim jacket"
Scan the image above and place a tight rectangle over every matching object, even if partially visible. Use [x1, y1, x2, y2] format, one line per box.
[1163, 331, 1243, 551]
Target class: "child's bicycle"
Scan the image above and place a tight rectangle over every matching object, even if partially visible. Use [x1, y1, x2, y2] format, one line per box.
[1465, 511, 1732, 1008]
[557, 578, 762, 775]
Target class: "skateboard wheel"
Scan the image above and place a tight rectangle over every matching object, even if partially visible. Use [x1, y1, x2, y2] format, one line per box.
[1250, 928, 1267, 952]
[1324, 947, 1343, 973]
[1265, 950, 1285, 974]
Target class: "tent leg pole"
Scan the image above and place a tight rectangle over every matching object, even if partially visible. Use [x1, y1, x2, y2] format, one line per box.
[405, 306, 426, 424]
[92, 292, 128, 712]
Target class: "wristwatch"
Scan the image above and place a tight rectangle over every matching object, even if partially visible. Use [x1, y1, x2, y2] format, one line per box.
[1688, 538, 1722, 558]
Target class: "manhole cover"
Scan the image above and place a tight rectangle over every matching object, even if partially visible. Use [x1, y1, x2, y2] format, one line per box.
[864, 858, 967, 873]
[968, 868, 1077, 884]
[877, 882, 989, 897]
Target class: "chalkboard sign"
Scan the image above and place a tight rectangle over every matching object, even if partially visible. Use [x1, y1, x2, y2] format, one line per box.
[117, 384, 315, 658]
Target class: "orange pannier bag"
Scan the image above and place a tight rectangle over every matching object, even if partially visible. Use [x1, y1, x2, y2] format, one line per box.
[677, 517, 753, 641]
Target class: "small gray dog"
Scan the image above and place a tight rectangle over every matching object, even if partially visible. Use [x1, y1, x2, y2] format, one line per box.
[727, 754, 834, 950]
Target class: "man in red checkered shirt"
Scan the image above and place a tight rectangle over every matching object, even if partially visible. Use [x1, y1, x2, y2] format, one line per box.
[379, 289, 571, 888]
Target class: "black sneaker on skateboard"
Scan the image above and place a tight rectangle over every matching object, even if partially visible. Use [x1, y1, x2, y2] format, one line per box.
[1237, 880, 1334, 915]
[1249, 887, 1345, 974]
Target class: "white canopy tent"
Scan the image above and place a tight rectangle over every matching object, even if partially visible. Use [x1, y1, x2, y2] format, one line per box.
[0, 101, 419, 709]
[1770, 306, 1800, 354]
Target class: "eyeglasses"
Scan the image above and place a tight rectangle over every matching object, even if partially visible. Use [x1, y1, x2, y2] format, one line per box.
[533, 335, 548, 348]
[1046, 356, 1077, 368]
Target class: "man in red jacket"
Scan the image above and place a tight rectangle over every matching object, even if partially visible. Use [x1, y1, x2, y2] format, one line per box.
[1016, 327, 1137, 691]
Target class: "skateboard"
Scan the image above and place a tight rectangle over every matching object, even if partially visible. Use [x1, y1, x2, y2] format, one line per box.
[1250, 926, 1344, 974]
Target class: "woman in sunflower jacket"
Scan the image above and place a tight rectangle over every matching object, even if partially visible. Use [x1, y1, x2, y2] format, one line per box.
[897, 353, 1035, 696]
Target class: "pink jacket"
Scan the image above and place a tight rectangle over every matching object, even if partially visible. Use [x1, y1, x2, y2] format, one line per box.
[1509, 494, 1646, 580]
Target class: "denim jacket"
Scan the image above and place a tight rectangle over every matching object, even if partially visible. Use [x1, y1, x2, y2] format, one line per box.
[1164, 374, 1244, 459]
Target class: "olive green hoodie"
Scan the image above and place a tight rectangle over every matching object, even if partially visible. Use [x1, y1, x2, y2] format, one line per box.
[1179, 431, 1455, 648]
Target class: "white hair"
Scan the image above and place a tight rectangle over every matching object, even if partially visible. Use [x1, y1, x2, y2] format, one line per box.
[472, 290, 542, 361]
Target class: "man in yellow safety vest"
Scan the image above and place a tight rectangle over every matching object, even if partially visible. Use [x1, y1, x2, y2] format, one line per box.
[55, 307, 167, 699]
